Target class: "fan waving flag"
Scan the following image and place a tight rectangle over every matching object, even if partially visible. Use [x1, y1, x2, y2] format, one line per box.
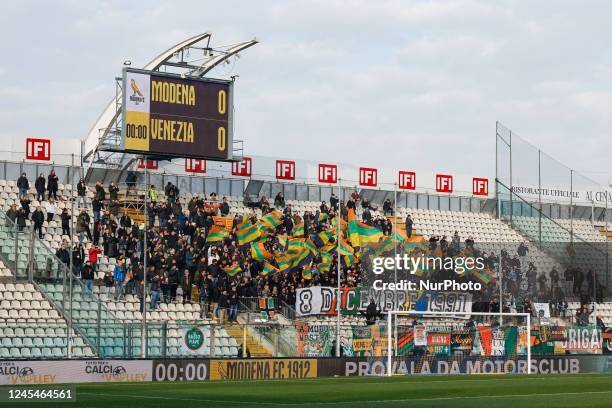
[355, 221, 384, 244]
[347, 208, 361, 247]
[223, 263, 242, 277]
[338, 239, 354, 256]
[236, 222, 261, 246]
[318, 251, 332, 273]
[251, 242, 274, 261]
[260, 209, 283, 230]
[206, 225, 230, 243]
[293, 223, 305, 237]
[262, 261, 280, 276]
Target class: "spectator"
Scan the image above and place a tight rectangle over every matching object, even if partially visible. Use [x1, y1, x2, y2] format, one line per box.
[113, 258, 127, 300]
[229, 285, 239, 322]
[77, 210, 92, 243]
[181, 269, 193, 304]
[81, 261, 95, 293]
[218, 289, 229, 323]
[77, 178, 88, 208]
[148, 185, 158, 202]
[165, 182, 178, 205]
[150, 267, 161, 310]
[32, 206, 45, 239]
[92, 197, 103, 222]
[47, 170, 59, 200]
[61, 208, 70, 236]
[45, 198, 57, 222]
[329, 193, 339, 211]
[17, 172, 29, 199]
[109, 182, 119, 201]
[220, 197, 230, 216]
[6, 203, 18, 226]
[274, 192, 285, 209]
[34, 173, 46, 201]
[95, 181, 106, 201]
[56, 242, 70, 269]
[16, 208, 27, 232]
[88, 245, 102, 271]
[383, 198, 393, 216]
[405, 214, 413, 238]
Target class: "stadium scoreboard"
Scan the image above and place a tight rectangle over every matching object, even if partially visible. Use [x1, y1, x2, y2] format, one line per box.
[121, 68, 234, 160]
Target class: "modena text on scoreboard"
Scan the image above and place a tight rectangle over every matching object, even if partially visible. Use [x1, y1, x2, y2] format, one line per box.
[121, 68, 234, 160]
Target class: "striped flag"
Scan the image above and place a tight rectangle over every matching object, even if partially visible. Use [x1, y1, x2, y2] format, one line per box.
[354, 221, 384, 245]
[338, 239, 354, 256]
[317, 212, 328, 224]
[223, 263, 242, 277]
[472, 267, 495, 284]
[302, 267, 313, 280]
[236, 222, 261, 246]
[293, 223, 305, 237]
[332, 215, 347, 232]
[251, 242, 274, 261]
[347, 208, 361, 247]
[318, 251, 332, 273]
[206, 225, 230, 243]
[260, 209, 283, 230]
[262, 261, 280, 276]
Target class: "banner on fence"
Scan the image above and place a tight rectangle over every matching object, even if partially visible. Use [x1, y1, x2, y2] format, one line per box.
[0, 360, 152, 385]
[209, 359, 317, 380]
[179, 325, 212, 356]
[295, 287, 471, 317]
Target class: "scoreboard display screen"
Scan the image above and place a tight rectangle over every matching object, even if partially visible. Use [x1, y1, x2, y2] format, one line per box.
[121, 68, 233, 160]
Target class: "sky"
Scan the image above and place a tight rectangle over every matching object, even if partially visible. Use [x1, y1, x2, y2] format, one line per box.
[0, 0, 610, 186]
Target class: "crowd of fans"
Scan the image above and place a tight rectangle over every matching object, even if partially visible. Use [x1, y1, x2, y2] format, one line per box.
[7, 171, 608, 327]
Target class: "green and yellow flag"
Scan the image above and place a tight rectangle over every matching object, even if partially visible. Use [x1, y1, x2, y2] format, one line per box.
[302, 267, 313, 280]
[260, 209, 283, 230]
[347, 208, 361, 247]
[318, 251, 332, 273]
[262, 261, 280, 276]
[206, 225, 229, 243]
[251, 241, 273, 261]
[354, 221, 384, 245]
[293, 223, 305, 237]
[236, 222, 261, 246]
[338, 238, 354, 256]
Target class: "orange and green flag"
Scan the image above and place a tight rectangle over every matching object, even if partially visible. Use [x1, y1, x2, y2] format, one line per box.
[318, 251, 332, 273]
[347, 208, 361, 247]
[262, 261, 280, 276]
[236, 222, 261, 246]
[251, 242, 274, 261]
[223, 263, 242, 277]
[293, 223, 305, 237]
[302, 267, 313, 280]
[338, 238, 354, 256]
[260, 209, 283, 230]
[206, 225, 229, 243]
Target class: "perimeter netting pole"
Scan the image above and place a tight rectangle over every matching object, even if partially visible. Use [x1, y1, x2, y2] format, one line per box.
[387, 311, 392, 377]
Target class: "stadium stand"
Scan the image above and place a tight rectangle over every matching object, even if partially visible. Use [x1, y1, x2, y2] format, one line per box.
[0, 171, 610, 359]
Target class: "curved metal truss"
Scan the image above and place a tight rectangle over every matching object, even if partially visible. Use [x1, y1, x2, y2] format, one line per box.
[82, 32, 258, 178]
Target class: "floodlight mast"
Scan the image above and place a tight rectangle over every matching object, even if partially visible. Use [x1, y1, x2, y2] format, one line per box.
[386, 311, 531, 377]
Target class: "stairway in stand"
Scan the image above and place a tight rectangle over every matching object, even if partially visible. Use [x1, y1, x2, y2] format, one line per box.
[224, 325, 272, 357]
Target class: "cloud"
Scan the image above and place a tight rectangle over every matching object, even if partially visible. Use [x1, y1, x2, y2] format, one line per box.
[0, 0, 609, 184]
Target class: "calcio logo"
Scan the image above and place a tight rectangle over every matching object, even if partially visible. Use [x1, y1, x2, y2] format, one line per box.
[130, 78, 146, 105]
[185, 327, 204, 350]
